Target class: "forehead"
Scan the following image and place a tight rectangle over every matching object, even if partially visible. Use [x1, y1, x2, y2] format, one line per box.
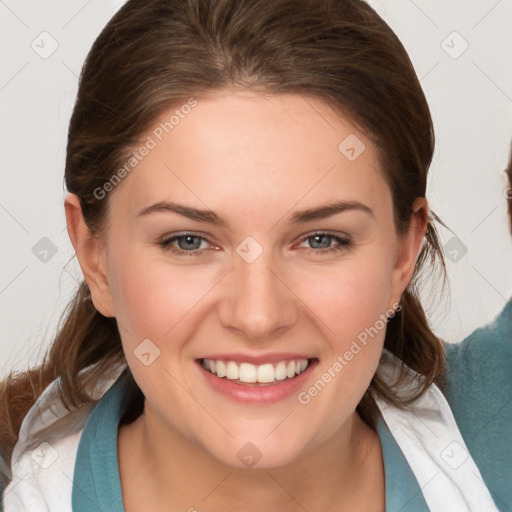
[112, 90, 390, 221]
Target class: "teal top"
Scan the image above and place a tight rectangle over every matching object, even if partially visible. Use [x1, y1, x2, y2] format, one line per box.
[442, 299, 512, 511]
[71, 370, 431, 512]
[1, 299, 511, 511]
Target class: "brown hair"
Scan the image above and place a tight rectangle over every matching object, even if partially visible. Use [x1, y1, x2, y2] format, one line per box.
[0, 0, 446, 478]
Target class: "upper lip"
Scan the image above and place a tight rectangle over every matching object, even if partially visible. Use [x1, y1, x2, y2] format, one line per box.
[198, 353, 315, 365]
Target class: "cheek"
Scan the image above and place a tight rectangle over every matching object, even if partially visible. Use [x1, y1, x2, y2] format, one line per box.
[296, 256, 394, 345]
[107, 246, 215, 341]
[106, 249, 217, 410]
[291, 253, 394, 408]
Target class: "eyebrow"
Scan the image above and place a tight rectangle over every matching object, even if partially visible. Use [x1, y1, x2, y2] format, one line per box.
[136, 200, 373, 226]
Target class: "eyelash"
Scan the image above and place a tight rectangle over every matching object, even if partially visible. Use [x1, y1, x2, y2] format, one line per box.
[158, 231, 352, 257]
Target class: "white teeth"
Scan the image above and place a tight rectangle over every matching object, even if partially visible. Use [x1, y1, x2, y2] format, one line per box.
[275, 361, 287, 381]
[239, 362, 257, 383]
[257, 363, 275, 383]
[286, 360, 296, 378]
[216, 360, 226, 377]
[226, 361, 239, 380]
[201, 358, 310, 384]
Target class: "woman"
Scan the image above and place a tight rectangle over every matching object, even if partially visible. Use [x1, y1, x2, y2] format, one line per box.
[0, 0, 507, 510]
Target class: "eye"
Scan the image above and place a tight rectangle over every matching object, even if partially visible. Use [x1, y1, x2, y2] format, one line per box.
[158, 232, 214, 257]
[158, 231, 352, 258]
[296, 231, 352, 255]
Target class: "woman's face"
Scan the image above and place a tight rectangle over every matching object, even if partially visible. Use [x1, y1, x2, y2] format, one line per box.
[88, 89, 423, 468]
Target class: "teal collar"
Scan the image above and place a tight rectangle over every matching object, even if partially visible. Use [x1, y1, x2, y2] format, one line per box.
[72, 374, 428, 512]
[72, 374, 126, 511]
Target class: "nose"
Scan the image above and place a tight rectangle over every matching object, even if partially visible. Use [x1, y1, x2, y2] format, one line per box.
[218, 246, 299, 341]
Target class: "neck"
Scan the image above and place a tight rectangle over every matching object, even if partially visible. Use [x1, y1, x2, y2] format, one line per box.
[118, 403, 385, 512]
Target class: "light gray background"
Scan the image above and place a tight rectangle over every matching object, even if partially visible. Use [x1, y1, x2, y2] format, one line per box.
[1, 0, 511, 376]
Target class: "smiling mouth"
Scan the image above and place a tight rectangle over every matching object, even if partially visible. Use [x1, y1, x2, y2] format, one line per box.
[199, 357, 317, 386]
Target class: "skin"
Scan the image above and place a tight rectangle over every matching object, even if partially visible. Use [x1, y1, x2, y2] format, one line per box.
[65, 88, 428, 511]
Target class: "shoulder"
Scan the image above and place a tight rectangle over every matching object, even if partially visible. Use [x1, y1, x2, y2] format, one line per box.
[440, 298, 512, 511]
[1, 365, 126, 512]
[444, 298, 512, 375]
[442, 298, 512, 407]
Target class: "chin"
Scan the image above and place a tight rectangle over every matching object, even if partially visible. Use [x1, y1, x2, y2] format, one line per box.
[204, 434, 307, 470]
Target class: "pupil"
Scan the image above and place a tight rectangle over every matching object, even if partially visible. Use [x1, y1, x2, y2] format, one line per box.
[180, 236, 199, 250]
[312, 235, 329, 249]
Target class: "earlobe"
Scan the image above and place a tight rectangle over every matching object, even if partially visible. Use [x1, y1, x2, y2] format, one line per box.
[64, 193, 115, 317]
[388, 198, 429, 307]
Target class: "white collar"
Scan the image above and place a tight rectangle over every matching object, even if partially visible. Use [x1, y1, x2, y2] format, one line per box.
[3, 363, 126, 512]
[373, 349, 499, 512]
[3, 355, 499, 512]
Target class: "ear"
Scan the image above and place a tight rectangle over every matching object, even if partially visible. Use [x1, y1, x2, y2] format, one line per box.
[64, 193, 115, 317]
[388, 197, 428, 309]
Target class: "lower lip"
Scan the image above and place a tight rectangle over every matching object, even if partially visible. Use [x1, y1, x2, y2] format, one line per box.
[195, 359, 318, 404]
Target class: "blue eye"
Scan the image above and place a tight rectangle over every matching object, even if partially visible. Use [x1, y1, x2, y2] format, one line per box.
[299, 232, 352, 255]
[158, 231, 352, 257]
[159, 232, 210, 257]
